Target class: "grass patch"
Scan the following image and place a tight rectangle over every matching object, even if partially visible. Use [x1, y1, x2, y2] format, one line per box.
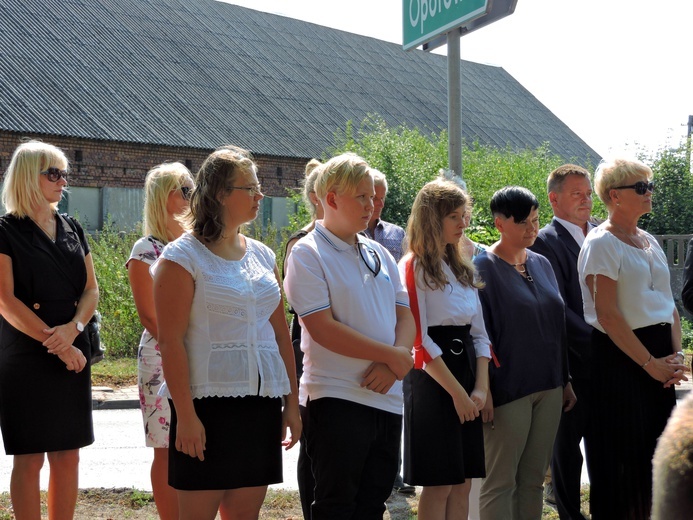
[0, 485, 592, 518]
[91, 357, 138, 388]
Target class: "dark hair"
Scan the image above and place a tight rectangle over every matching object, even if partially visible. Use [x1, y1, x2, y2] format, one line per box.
[187, 145, 257, 242]
[490, 186, 539, 223]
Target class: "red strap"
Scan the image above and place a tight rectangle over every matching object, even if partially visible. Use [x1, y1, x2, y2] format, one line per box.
[405, 256, 431, 369]
[489, 344, 501, 368]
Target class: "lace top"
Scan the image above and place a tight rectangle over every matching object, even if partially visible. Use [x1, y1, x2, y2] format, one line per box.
[153, 232, 291, 399]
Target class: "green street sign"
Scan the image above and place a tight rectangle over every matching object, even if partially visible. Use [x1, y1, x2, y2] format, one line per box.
[403, 0, 488, 50]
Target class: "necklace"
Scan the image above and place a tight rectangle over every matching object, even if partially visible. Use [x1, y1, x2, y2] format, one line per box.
[512, 262, 534, 282]
[609, 220, 655, 290]
[609, 220, 648, 250]
[30, 216, 56, 242]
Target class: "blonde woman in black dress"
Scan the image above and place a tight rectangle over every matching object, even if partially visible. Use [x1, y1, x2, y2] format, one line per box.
[0, 140, 98, 519]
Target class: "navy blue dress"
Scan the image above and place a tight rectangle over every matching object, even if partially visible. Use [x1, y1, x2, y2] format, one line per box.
[0, 213, 94, 455]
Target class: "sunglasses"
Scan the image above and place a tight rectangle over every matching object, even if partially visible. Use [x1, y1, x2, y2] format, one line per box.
[613, 181, 654, 195]
[227, 184, 263, 196]
[358, 242, 381, 277]
[180, 186, 193, 200]
[40, 167, 69, 183]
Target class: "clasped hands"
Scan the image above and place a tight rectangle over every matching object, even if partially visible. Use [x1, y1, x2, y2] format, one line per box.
[361, 345, 413, 394]
[43, 322, 86, 372]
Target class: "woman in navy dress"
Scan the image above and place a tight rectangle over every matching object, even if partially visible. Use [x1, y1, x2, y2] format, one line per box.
[0, 140, 98, 519]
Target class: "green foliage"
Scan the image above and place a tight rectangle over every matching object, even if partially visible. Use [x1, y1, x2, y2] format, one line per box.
[640, 142, 693, 234]
[89, 221, 141, 358]
[681, 316, 693, 353]
[128, 489, 154, 508]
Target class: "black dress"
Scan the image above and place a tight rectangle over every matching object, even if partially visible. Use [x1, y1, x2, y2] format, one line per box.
[0, 213, 94, 455]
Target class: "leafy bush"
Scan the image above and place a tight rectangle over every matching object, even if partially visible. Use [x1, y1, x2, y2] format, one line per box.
[89, 222, 141, 358]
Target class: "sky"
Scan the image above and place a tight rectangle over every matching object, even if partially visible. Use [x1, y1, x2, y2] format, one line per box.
[222, 0, 693, 158]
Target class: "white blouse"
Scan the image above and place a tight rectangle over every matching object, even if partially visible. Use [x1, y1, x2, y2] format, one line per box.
[398, 255, 492, 362]
[153, 233, 291, 399]
[578, 226, 675, 333]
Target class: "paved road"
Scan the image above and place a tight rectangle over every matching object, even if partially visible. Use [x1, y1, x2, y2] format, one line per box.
[0, 409, 300, 492]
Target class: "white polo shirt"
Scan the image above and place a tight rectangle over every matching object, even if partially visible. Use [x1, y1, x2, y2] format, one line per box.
[284, 221, 409, 414]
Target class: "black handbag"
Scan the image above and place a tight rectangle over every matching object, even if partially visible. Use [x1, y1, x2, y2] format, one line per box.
[87, 311, 104, 364]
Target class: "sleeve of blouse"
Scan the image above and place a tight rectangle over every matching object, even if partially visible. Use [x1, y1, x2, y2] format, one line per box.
[68, 216, 91, 256]
[0, 219, 11, 257]
[470, 288, 492, 359]
[153, 239, 196, 279]
[579, 233, 621, 281]
[397, 258, 443, 360]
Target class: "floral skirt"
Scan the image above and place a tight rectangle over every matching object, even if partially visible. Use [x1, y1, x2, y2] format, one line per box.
[138, 337, 170, 448]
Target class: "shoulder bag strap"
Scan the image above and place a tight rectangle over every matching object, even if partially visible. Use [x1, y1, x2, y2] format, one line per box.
[405, 255, 431, 370]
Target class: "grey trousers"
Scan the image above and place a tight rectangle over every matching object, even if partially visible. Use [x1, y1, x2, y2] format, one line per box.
[479, 386, 563, 520]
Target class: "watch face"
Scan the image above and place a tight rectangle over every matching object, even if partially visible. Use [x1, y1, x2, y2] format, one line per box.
[76, 321, 85, 332]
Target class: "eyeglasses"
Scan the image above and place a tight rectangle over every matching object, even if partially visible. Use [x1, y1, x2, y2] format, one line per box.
[40, 167, 69, 183]
[358, 242, 381, 277]
[613, 181, 654, 195]
[227, 184, 263, 196]
[180, 186, 193, 200]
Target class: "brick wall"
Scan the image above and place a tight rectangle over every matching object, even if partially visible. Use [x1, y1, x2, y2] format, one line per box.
[0, 131, 308, 198]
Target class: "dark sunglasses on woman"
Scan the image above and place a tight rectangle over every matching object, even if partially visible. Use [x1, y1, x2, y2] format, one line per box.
[613, 181, 654, 195]
[180, 186, 193, 200]
[40, 167, 69, 183]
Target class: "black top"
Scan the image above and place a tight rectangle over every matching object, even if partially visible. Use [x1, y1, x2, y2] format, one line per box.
[474, 249, 569, 407]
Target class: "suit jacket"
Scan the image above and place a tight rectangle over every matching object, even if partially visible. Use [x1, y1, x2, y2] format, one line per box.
[529, 218, 592, 380]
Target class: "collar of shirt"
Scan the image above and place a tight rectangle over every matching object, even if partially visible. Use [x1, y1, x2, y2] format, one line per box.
[314, 220, 369, 251]
[554, 216, 594, 247]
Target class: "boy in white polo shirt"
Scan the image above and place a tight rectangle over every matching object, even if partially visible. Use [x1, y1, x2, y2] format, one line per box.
[284, 153, 415, 520]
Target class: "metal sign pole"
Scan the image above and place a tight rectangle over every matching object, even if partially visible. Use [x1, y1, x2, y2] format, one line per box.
[447, 30, 462, 177]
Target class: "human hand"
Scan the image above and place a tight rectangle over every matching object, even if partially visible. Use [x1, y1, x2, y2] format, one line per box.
[43, 323, 79, 354]
[361, 363, 397, 394]
[57, 345, 87, 372]
[470, 387, 487, 411]
[562, 382, 577, 412]
[281, 401, 302, 450]
[645, 356, 688, 388]
[452, 391, 479, 424]
[481, 391, 494, 425]
[175, 415, 206, 461]
[387, 346, 414, 380]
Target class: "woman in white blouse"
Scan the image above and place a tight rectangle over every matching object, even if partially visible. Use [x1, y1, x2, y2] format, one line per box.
[398, 178, 490, 520]
[577, 158, 688, 519]
[153, 145, 301, 520]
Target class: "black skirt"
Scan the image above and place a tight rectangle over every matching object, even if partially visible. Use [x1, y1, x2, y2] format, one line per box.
[168, 395, 283, 490]
[403, 325, 485, 486]
[586, 323, 677, 520]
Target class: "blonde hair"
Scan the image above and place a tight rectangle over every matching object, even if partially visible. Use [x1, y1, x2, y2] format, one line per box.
[188, 145, 257, 242]
[1, 140, 68, 217]
[302, 159, 322, 219]
[594, 158, 652, 206]
[314, 153, 371, 199]
[143, 162, 193, 243]
[370, 168, 388, 192]
[406, 178, 481, 290]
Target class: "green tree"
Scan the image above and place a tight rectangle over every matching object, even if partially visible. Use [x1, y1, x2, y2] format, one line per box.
[641, 142, 693, 234]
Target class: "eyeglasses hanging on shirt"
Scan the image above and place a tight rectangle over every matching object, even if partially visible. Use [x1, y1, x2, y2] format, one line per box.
[357, 242, 381, 277]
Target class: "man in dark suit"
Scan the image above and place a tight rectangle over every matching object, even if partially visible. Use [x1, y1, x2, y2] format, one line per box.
[529, 164, 594, 520]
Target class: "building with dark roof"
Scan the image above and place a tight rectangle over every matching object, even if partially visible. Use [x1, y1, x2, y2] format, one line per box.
[0, 0, 599, 230]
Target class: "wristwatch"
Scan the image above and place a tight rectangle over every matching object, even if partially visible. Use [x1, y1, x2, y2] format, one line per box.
[73, 320, 85, 333]
[673, 351, 685, 361]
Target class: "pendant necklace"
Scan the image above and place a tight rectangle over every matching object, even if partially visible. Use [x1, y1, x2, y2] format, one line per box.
[512, 262, 534, 282]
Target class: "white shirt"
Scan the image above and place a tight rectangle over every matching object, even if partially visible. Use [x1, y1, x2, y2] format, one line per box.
[284, 221, 409, 415]
[554, 216, 593, 247]
[578, 226, 674, 333]
[397, 255, 491, 362]
[153, 232, 291, 399]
